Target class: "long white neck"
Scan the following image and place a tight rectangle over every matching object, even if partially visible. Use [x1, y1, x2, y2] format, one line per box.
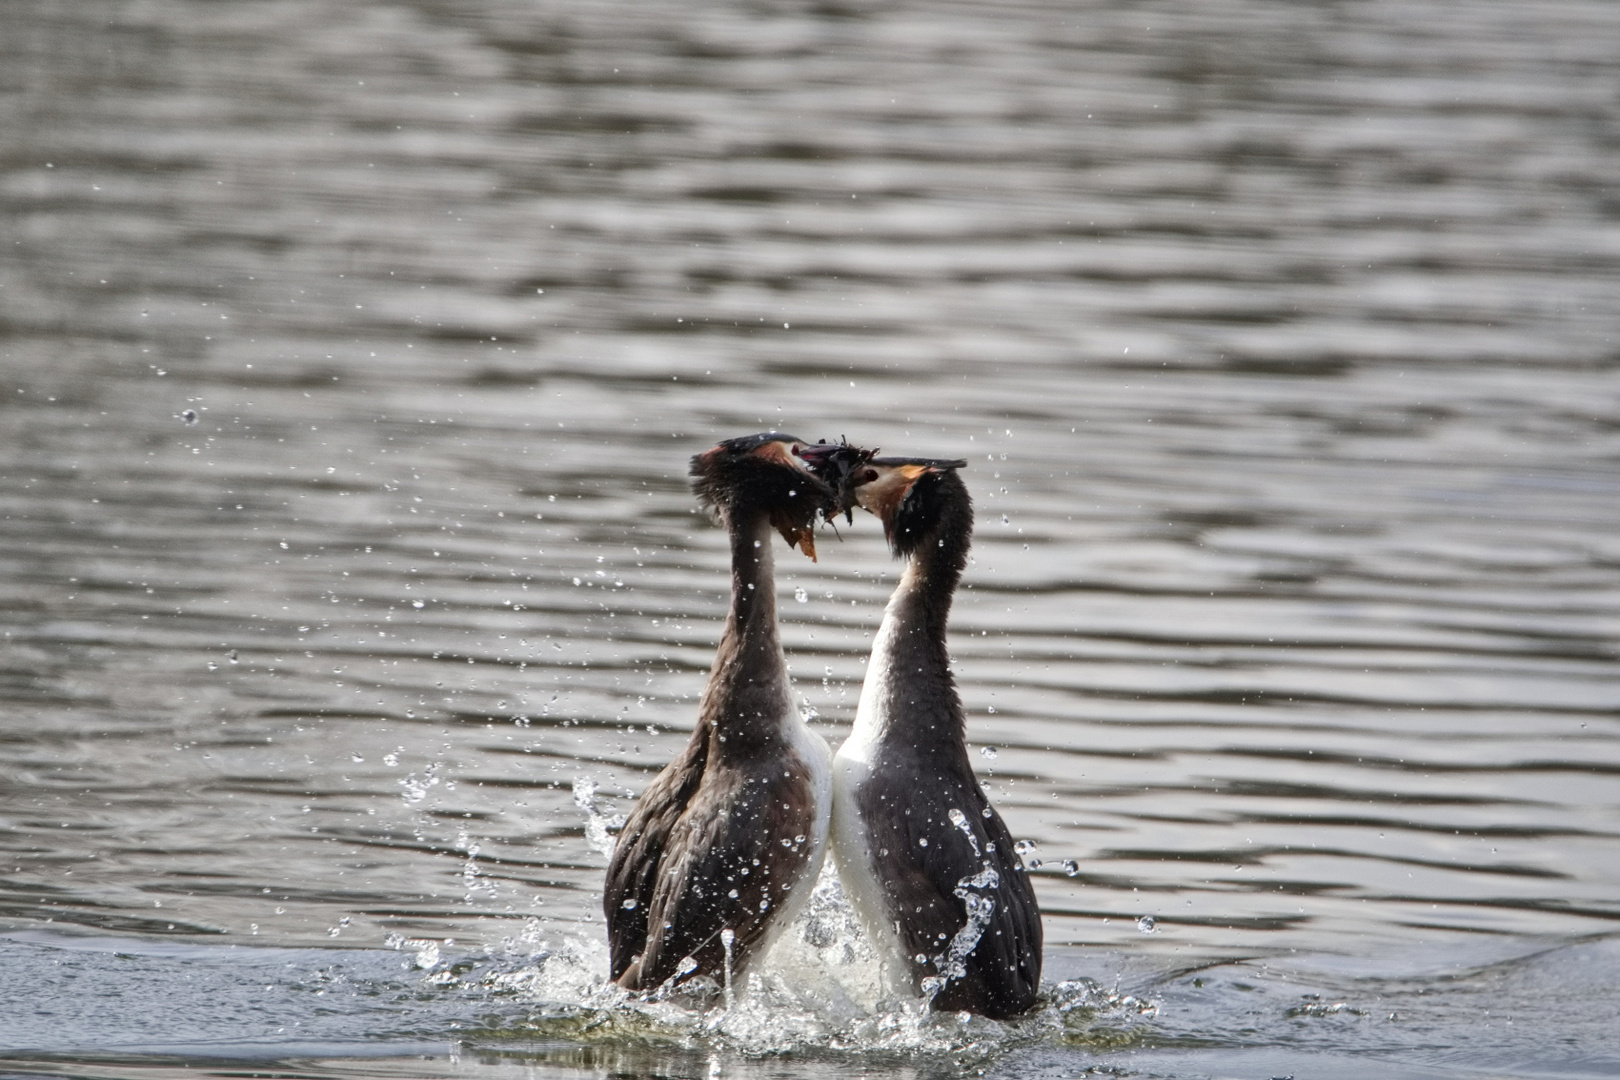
[846, 555, 965, 761]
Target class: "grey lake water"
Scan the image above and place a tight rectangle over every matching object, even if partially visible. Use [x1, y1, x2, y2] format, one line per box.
[3, 1, 1620, 1077]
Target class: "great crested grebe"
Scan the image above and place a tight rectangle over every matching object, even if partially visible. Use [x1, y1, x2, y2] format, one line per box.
[604, 433, 839, 991]
[817, 451, 1042, 1018]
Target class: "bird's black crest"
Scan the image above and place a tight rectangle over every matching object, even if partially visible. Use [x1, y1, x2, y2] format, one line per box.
[689, 432, 834, 531]
[890, 467, 972, 560]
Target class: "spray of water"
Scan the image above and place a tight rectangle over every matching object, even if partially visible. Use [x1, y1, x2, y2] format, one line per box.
[720, 928, 736, 1012]
[914, 808, 1004, 1007]
[573, 776, 626, 858]
[921, 865, 1000, 1005]
[392, 804, 1156, 1062]
[946, 807, 980, 857]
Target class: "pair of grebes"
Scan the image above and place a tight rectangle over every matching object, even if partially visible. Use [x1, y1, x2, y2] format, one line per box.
[604, 432, 1041, 1019]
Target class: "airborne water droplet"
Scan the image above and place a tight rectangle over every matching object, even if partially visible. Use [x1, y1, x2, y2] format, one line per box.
[947, 808, 980, 856]
[1137, 915, 1157, 934]
[794, 587, 808, 603]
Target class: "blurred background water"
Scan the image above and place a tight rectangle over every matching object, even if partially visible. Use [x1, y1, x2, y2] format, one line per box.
[3, 0, 1619, 1077]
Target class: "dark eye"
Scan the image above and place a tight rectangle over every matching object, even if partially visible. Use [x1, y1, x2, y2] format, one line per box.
[860, 469, 878, 483]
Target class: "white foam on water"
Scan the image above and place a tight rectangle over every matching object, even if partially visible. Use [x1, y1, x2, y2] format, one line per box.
[420, 864, 1157, 1061]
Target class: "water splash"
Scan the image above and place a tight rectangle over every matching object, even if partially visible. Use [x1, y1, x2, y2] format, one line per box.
[920, 818, 1005, 1007]
[946, 807, 981, 857]
[573, 776, 626, 858]
[393, 866, 1157, 1064]
[925, 866, 1000, 997]
[385, 932, 444, 971]
[720, 928, 736, 1012]
[456, 830, 495, 902]
[377, 817, 1153, 1064]
[400, 761, 441, 804]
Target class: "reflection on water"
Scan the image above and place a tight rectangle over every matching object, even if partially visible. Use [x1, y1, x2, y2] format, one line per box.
[2, 0, 1619, 1076]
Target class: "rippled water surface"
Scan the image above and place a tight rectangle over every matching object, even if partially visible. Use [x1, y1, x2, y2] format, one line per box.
[3, 1, 1619, 1077]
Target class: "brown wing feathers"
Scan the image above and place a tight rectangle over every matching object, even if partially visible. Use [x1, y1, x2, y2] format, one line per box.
[608, 753, 819, 989]
[858, 774, 1042, 1018]
[603, 734, 707, 982]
